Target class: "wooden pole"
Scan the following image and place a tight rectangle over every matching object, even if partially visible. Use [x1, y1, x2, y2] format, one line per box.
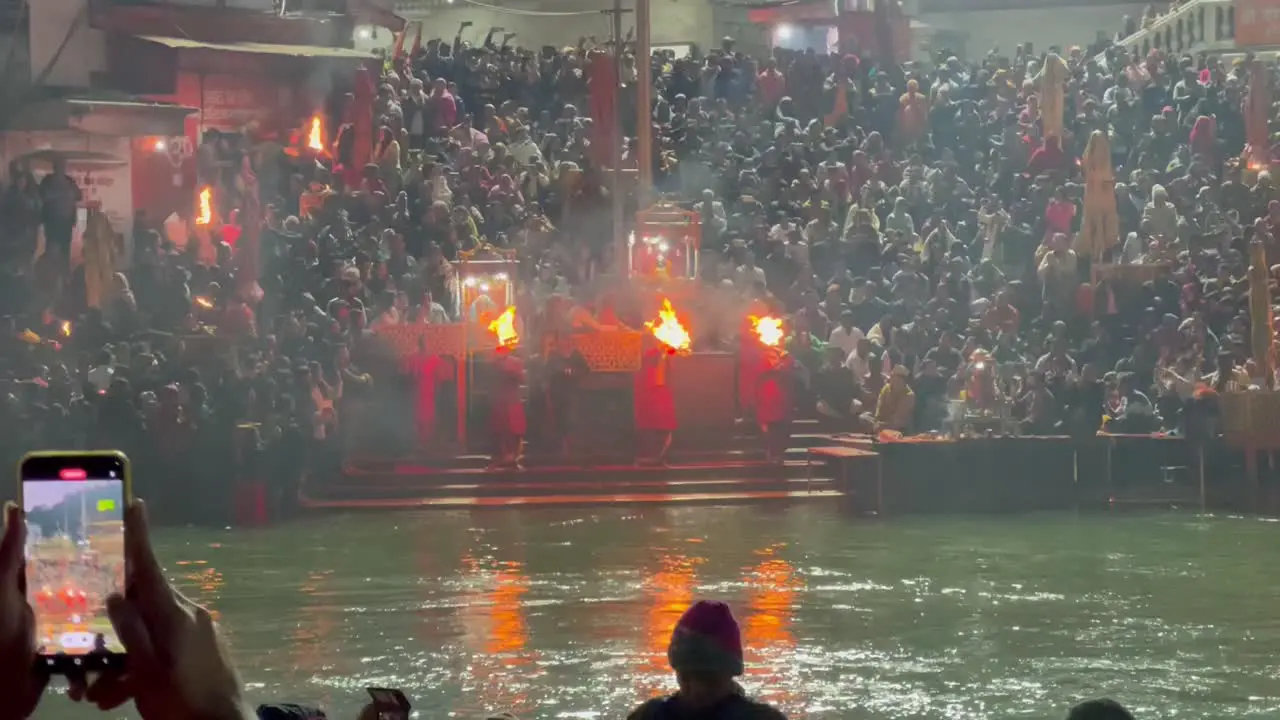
[635, 0, 652, 202]
[1248, 236, 1273, 387]
[611, 0, 626, 270]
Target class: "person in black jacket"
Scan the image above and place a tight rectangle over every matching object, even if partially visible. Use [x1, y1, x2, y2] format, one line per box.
[626, 600, 787, 720]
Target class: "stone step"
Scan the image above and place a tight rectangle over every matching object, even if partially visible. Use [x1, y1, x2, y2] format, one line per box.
[346, 437, 836, 473]
[343, 451, 821, 479]
[329, 463, 835, 496]
[300, 483, 844, 510]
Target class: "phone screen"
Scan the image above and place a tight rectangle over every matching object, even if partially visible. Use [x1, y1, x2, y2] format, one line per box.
[21, 452, 128, 672]
[367, 687, 411, 720]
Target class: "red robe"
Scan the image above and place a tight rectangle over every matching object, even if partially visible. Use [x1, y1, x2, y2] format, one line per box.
[755, 354, 794, 424]
[489, 351, 527, 436]
[409, 352, 452, 442]
[634, 347, 678, 432]
[737, 315, 765, 413]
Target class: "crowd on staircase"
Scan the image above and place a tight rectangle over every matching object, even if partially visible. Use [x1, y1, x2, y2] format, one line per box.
[0, 19, 1275, 516]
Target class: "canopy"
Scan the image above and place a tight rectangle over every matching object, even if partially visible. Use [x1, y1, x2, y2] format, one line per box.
[133, 35, 375, 61]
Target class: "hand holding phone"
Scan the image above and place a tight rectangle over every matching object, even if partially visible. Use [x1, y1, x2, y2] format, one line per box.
[20, 451, 130, 673]
[0, 502, 48, 719]
[70, 498, 252, 719]
[367, 687, 412, 720]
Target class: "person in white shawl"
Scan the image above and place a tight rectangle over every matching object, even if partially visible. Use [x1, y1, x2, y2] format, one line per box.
[1141, 184, 1182, 242]
[1078, 130, 1120, 261]
[1035, 53, 1070, 140]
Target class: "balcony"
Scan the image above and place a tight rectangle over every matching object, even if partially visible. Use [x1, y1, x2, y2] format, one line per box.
[1111, 0, 1237, 58]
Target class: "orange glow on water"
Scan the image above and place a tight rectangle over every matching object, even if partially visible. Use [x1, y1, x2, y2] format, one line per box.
[640, 554, 700, 681]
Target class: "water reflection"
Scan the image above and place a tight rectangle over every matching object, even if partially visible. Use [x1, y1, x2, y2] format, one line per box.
[174, 557, 223, 619]
[458, 555, 535, 715]
[741, 544, 801, 713]
[115, 509, 1280, 720]
[637, 553, 703, 695]
[292, 569, 338, 677]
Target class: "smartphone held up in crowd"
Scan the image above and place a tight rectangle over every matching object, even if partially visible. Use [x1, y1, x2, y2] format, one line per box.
[18, 450, 131, 674]
[366, 687, 412, 720]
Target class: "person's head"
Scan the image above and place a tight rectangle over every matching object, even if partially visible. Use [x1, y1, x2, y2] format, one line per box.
[1117, 371, 1136, 394]
[890, 364, 910, 387]
[667, 601, 743, 703]
[854, 278, 873, 301]
[1066, 698, 1135, 720]
[1152, 184, 1168, 205]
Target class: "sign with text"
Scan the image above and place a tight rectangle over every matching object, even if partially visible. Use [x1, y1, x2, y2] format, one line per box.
[1235, 0, 1280, 47]
[199, 73, 293, 132]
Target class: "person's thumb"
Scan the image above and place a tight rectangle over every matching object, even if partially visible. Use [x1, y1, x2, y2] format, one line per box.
[0, 503, 24, 586]
[106, 594, 157, 671]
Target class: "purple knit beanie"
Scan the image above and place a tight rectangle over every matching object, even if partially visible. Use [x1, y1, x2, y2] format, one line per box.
[667, 600, 745, 677]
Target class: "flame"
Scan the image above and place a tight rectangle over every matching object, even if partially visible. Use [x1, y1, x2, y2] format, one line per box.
[307, 115, 324, 152]
[194, 296, 214, 310]
[751, 315, 784, 347]
[59, 321, 71, 337]
[646, 298, 691, 352]
[195, 187, 213, 225]
[488, 306, 519, 348]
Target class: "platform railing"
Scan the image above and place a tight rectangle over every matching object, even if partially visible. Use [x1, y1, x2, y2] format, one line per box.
[1104, 0, 1237, 62]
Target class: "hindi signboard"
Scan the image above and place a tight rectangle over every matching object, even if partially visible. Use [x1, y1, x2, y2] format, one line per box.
[1235, 0, 1280, 48]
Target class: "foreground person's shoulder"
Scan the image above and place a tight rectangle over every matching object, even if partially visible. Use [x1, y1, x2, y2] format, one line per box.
[626, 697, 667, 720]
[743, 699, 788, 720]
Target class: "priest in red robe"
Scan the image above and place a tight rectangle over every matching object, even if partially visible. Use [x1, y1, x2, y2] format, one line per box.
[407, 337, 453, 451]
[755, 347, 795, 465]
[488, 345, 527, 469]
[634, 341, 678, 465]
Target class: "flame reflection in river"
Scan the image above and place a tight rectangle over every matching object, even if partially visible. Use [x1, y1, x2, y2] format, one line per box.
[742, 545, 802, 714]
[457, 555, 535, 715]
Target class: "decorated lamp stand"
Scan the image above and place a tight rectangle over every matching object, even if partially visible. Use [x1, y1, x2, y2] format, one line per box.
[457, 247, 521, 451]
[630, 202, 700, 282]
[456, 249, 518, 331]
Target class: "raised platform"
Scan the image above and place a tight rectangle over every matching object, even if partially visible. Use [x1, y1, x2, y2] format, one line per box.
[304, 428, 1233, 514]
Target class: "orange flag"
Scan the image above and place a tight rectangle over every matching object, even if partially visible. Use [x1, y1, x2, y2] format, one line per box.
[391, 27, 407, 62]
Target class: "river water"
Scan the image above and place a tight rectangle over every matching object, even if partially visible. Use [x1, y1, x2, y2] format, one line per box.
[38, 507, 1280, 719]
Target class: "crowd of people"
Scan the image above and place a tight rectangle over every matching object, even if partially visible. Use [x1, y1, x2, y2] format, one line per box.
[0, 13, 1269, 713]
[0, 17, 1275, 517]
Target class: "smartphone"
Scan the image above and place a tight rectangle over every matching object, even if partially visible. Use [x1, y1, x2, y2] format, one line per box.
[19, 451, 130, 674]
[367, 687, 411, 720]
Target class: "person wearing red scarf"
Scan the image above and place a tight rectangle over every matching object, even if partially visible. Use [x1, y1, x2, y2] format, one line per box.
[1027, 135, 1069, 178]
[1189, 115, 1218, 168]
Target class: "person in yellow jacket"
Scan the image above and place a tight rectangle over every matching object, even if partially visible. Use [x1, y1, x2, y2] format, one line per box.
[875, 365, 916, 432]
[1078, 130, 1120, 261]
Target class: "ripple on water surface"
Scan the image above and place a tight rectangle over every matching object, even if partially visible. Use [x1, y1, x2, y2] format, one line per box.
[39, 508, 1280, 719]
